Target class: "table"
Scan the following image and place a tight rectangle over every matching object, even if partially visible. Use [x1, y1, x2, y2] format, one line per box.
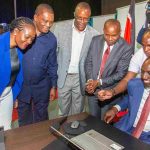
[4, 113, 150, 150]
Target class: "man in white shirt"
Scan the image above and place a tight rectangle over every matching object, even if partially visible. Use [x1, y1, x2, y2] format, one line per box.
[104, 58, 150, 144]
[98, 29, 150, 101]
[53, 2, 99, 116]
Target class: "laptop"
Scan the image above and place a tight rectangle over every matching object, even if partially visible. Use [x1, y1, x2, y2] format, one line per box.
[50, 125, 124, 150]
[71, 129, 124, 150]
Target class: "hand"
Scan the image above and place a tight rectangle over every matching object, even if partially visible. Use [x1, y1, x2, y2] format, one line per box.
[49, 88, 56, 101]
[85, 79, 100, 94]
[85, 79, 94, 94]
[103, 107, 118, 124]
[97, 89, 113, 101]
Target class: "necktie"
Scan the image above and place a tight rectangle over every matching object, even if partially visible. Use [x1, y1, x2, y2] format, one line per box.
[99, 46, 110, 77]
[132, 93, 150, 138]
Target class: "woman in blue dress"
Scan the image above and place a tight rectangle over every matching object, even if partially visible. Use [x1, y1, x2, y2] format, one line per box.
[0, 17, 36, 130]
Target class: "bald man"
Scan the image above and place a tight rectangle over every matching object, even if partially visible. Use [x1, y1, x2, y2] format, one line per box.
[104, 58, 150, 144]
[53, 2, 99, 116]
[85, 19, 133, 119]
[18, 4, 58, 126]
[98, 29, 150, 102]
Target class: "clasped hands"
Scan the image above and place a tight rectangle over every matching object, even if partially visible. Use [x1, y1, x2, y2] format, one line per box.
[85, 79, 115, 101]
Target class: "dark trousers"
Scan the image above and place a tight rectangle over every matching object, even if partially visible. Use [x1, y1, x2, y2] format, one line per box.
[18, 99, 49, 126]
[88, 95, 122, 120]
[88, 95, 101, 119]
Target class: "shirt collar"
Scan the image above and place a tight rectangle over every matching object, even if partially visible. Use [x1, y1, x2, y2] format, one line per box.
[37, 32, 49, 38]
[104, 41, 114, 49]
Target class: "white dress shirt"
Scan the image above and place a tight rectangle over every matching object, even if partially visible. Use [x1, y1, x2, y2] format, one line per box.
[68, 22, 86, 73]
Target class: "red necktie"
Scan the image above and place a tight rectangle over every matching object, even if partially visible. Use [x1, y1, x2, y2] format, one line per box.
[100, 46, 110, 77]
[132, 93, 150, 138]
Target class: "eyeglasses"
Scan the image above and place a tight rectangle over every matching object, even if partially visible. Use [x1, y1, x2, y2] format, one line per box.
[75, 16, 90, 23]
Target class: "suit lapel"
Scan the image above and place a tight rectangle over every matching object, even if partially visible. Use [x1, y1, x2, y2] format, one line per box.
[79, 28, 90, 60]
[96, 37, 105, 76]
[66, 24, 73, 57]
[130, 84, 144, 125]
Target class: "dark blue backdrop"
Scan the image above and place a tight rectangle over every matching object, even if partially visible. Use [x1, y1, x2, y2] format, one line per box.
[0, 0, 101, 24]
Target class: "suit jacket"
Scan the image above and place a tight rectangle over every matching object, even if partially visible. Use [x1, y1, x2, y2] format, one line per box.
[53, 20, 99, 95]
[0, 32, 23, 101]
[85, 35, 133, 90]
[115, 78, 150, 143]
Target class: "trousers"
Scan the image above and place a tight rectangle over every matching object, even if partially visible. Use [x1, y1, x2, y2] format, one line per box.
[0, 87, 13, 130]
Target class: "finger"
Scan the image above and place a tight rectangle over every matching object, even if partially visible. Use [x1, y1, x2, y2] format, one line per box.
[107, 117, 113, 124]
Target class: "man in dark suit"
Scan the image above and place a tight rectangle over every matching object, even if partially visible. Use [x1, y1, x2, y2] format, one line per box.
[18, 4, 58, 126]
[85, 19, 133, 119]
[104, 58, 150, 144]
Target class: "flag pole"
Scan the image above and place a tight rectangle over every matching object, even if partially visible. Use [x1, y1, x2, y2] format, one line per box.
[124, 0, 135, 52]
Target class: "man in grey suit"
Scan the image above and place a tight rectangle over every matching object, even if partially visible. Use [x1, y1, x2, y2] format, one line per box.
[53, 2, 99, 116]
[85, 19, 133, 119]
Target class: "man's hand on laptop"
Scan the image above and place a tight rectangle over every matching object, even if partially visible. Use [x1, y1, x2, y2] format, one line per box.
[104, 107, 118, 124]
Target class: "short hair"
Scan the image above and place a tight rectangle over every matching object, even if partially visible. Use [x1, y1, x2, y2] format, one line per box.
[142, 29, 150, 42]
[75, 2, 91, 15]
[104, 19, 121, 31]
[35, 3, 54, 15]
[9, 17, 35, 32]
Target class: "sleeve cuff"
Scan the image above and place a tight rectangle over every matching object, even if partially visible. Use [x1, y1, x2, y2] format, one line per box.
[114, 105, 121, 112]
[99, 79, 102, 85]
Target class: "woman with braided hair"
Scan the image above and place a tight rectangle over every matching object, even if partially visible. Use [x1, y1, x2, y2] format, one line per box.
[0, 17, 36, 130]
